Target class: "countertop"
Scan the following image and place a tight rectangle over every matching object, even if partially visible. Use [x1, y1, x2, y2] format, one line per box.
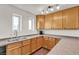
[0, 34, 41, 47]
[0, 34, 79, 55]
[48, 37, 79, 55]
[0, 34, 62, 47]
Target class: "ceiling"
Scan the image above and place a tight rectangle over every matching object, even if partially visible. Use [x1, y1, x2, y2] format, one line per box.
[12, 4, 79, 15]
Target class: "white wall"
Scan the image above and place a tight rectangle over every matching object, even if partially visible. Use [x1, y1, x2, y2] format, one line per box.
[0, 4, 38, 39]
[43, 30, 79, 37]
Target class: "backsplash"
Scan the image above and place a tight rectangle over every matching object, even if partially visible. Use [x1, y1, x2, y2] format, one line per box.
[43, 30, 79, 37]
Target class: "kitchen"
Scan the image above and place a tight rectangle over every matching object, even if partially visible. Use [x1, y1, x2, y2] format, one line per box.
[0, 4, 79, 55]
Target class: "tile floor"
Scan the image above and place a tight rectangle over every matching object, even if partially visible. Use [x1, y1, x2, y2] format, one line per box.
[32, 48, 49, 55]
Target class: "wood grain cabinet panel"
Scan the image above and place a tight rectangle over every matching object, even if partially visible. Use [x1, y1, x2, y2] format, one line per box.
[22, 39, 31, 55]
[22, 44, 31, 55]
[52, 11, 63, 29]
[62, 7, 79, 29]
[43, 37, 59, 50]
[45, 14, 53, 29]
[7, 42, 22, 49]
[31, 38, 37, 53]
[6, 47, 21, 55]
[22, 39, 30, 46]
[36, 15, 45, 30]
[6, 42, 22, 55]
[47, 37, 56, 50]
[36, 36, 43, 49]
[43, 36, 49, 49]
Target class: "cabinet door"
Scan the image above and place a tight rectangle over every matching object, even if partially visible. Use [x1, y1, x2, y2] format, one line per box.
[36, 15, 45, 30]
[22, 44, 31, 55]
[52, 11, 63, 29]
[31, 38, 37, 53]
[43, 37, 49, 49]
[6, 47, 21, 55]
[63, 7, 79, 29]
[45, 14, 53, 29]
[36, 36, 43, 49]
[6, 42, 22, 55]
[47, 37, 55, 50]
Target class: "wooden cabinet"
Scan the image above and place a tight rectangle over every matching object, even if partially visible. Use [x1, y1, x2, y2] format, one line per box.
[45, 14, 53, 29]
[62, 7, 79, 29]
[43, 36, 49, 49]
[36, 36, 43, 49]
[47, 37, 56, 50]
[36, 6, 79, 30]
[43, 37, 56, 50]
[36, 15, 45, 30]
[6, 42, 22, 55]
[52, 11, 63, 29]
[22, 40, 31, 55]
[6, 48, 21, 55]
[31, 38, 37, 53]
[6, 36, 60, 55]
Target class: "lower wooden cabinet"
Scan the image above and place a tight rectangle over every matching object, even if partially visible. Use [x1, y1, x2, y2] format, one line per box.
[47, 37, 56, 50]
[43, 36, 49, 49]
[21, 39, 31, 55]
[22, 44, 31, 55]
[36, 36, 43, 49]
[31, 38, 37, 53]
[6, 42, 22, 55]
[43, 36, 59, 50]
[6, 36, 60, 55]
[6, 47, 21, 55]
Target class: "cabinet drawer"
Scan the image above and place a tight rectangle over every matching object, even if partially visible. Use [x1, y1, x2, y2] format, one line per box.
[22, 39, 30, 46]
[7, 42, 22, 49]
[6, 47, 21, 55]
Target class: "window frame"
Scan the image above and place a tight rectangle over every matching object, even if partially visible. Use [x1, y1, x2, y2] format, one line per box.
[12, 13, 22, 32]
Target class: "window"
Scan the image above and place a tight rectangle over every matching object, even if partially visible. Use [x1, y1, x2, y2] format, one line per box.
[28, 18, 34, 31]
[28, 19, 32, 30]
[12, 14, 22, 32]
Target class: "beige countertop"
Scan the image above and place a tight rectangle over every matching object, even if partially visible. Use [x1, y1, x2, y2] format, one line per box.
[0, 34, 79, 55]
[0, 34, 41, 47]
[0, 34, 61, 47]
[48, 37, 79, 55]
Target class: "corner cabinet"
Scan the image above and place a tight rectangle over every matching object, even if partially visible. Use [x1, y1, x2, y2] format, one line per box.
[62, 7, 79, 29]
[36, 15, 45, 30]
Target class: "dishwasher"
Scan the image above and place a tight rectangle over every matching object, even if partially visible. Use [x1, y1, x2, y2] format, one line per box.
[0, 46, 6, 55]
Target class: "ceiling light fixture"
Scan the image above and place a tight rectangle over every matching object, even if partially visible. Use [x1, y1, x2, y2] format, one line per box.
[41, 4, 60, 14]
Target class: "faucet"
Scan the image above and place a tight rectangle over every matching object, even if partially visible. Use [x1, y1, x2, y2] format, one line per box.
[14, 30, 18, 37]
[8, 30, 18, 42]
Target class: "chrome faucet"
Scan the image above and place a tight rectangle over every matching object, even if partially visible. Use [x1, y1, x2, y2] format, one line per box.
[14, 30, 18, 37]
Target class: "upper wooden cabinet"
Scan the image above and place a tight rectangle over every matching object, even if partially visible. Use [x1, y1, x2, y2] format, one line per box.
[52, 11, 63, 29]
[36, 6, 79, 30]
[36, 15, 45, 30]
[45, 14, 53, 29]
[62, 7, 79, 29]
